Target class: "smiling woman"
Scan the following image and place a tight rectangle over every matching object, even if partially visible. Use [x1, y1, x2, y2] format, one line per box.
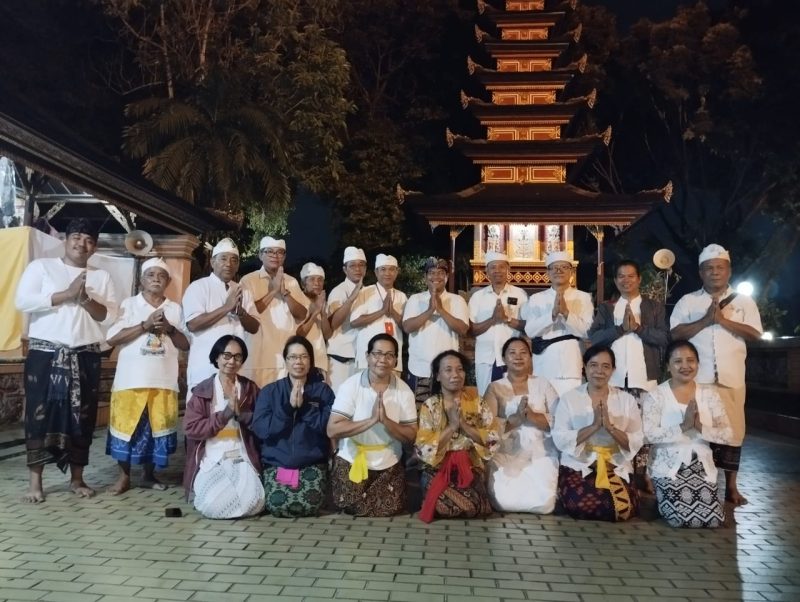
[415, 350, 499, 523]
[551, 345, 644, 522]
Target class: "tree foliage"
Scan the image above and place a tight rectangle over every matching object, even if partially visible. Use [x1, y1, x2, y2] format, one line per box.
[100, 0, 352, 229]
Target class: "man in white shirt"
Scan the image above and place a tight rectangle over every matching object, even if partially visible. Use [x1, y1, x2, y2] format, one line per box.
[402, 257, 469, 404]
[327, 247, 367, 392]
[352, 254, 407, 374]
[182, 238, 259, 395]
[239, 236, 306, 386]
[521, 251, 594, 396]
[589, 259, 669, 492]
[296, 262, 332, 380]
[15, 218, 118, 503]
[670, 243, 762, 506]
[468, 251, 527, 396]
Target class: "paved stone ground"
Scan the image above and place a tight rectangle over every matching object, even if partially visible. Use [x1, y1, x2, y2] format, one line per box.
[1, 428, 799, 602]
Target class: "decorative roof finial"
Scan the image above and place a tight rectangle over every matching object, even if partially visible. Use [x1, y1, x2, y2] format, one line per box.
[600, 126, 612, 146]
[466, 56, 477, 75]
[662, 181, 673, 202]
[474, 24, 489, 43]
[477, 0, 487, 15]
[577, 54, 588, 73]
[460, 90, 471, 109]
[396, 184, 407, 205]
[586, 89, 597, 109]
[571, 23, 583, 43]
[446, 128, 456, 148]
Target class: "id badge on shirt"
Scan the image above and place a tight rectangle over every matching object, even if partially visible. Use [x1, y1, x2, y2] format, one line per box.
[224, 449, 243, 463]
[384, 321, 394, 336]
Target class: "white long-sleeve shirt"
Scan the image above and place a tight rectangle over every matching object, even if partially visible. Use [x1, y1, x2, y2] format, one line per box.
[552, 384, 643, 482]
[15, 257, 118, 347]
[642, 381, 732, 482]
[522, 287, 593, 382]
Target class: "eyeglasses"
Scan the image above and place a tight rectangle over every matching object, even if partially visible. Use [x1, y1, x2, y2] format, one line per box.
[548, 264, 573, 273]
[264, 249, 286, 257]
[220, 352, 244, 362]
[286, 354, 310, 362]
[369, 351, 397, 361]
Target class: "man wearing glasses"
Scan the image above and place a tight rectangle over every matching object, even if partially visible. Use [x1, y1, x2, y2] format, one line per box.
[240, 236, 306, 387]
[521, 251, 594, 396]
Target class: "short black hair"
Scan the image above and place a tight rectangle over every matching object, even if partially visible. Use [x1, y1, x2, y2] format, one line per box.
[614, 259, 641, 277]
[501, 336, 531, 358]
[430, 350, 469, 395]
[582, 344, 616, 368]
[65, 218, 99, 241]
[283, 335, 315, 371]
[209, 335, 248, 367]
[664, 339, 699, 367]
[367, 333, 398, 355]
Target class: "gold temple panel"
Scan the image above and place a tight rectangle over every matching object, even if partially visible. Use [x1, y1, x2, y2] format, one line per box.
[492, 91, 557, 105]
[481, 165, 566, 184]
[501, 28, 549, 41]
[487, 126, 561, 141]
[497, 58, 552, 72]
[506, 1, 544, 10]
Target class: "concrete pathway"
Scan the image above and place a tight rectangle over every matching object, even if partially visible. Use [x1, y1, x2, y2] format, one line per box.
[0, 429, 798, 602]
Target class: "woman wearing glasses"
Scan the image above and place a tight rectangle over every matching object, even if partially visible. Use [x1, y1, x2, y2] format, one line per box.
[251, 336, 335, 517]
[183, 335, 265, 519]
[327, 333, 417, 516]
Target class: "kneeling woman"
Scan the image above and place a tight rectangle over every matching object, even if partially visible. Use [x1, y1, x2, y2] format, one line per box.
[484, 337, 560, 513]
[327, 333, 417, 516]
[252, 336, 334, 517]
[552, 345, 643, 522]
[643, 340, 732, 528]
[416, 350, 499, 522]
[183, 335, 264, 519]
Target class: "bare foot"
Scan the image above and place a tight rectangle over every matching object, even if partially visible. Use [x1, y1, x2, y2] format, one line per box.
[70, 480, 96, 498]
[726, 490, 748, 506]
[107, 474, 131, 496]
[21, 488, 45, 504]
[141, 477, 168, 491]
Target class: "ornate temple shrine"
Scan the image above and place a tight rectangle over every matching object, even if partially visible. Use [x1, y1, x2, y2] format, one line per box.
[400, 0, 670, 293]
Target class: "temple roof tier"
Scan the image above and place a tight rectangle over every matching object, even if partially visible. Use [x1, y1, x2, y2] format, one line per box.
[461, 89, 595, 125]
[481, 39, 571, 59]
[398, 181, 672, 227]
[446, 126, 610, 163]
[467, 55, 586, 89]
[478, 4, 566, 28]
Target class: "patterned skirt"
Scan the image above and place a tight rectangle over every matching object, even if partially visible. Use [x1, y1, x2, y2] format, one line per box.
[263, 464, 328, 518]
[653, 459, 724, 528]
[331, 456, 406, 517]
[420, 465, 493, 520]
[558, 465, 639, 522]
[106, 407, 177, 469]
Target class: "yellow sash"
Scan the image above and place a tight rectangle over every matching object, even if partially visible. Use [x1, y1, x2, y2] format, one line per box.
[109, 388, 178, 440]
[588, 445, 616, 490]
[216, 426, 241, 440]
[348, 442, 389, 483]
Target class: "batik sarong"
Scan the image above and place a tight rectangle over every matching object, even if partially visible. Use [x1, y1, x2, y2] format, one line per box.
[710, 443, 741, 472]
[558, 465, 639, 522]
[331, 456, 406, 516]
[106, 406, 178, 468]
[24, 340, 101, 470]
[419, 455, 492, 521]
[653, 458, 724, 528]
[263, 464, 328, 518]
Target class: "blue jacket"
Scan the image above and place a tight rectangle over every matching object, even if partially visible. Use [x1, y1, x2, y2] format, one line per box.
[251, 377, 334, 469]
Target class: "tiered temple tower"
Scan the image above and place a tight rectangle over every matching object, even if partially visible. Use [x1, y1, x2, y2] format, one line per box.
[401, 0, 670, 296]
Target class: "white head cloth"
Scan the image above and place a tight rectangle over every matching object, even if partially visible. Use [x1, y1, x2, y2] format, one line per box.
[343, 246, 367, 264]
[259, 236, 286, 250]
[140, 257, 171, 278]
[301, 262, 325, 280]
[211, 238, 239, 257]
[698, 243, 730, 265]
[485, 251, 509, 265]
[375, 253, 398, 269]
[545, 251, 572, 267]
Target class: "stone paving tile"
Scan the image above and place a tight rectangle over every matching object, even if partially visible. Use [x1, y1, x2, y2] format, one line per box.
[0, 430, 799, 602]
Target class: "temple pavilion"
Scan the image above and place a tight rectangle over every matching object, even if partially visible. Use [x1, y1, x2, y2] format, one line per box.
[400, 0, 671, 298]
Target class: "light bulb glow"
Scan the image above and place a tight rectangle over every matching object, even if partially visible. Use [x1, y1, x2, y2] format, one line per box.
[736, 281, 754, 296]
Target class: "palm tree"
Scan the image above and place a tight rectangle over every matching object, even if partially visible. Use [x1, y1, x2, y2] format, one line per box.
[122, 73, 290, 216]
